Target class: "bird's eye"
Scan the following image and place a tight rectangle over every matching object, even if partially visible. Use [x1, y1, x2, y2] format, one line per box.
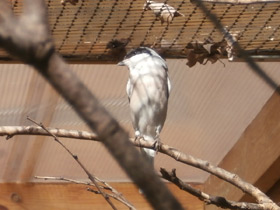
[131, 51, 138, 57]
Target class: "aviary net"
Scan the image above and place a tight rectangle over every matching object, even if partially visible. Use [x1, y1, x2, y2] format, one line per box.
[2, 0, 280, 66]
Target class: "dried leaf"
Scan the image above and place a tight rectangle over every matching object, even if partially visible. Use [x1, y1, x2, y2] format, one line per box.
[184, 39, 231, 67]
[106, 39, 130, 61]
[184, 42, 208, 67]
[144, 0, 184, 24]
[186, 52, 199, 67]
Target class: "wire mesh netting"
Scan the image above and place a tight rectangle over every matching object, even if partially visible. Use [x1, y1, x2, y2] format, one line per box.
[1, 0, 280, 64]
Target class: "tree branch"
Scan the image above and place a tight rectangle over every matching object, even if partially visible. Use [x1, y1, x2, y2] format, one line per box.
[0, 0, 278, 209]
[34, 176, 135, 210]
[192, 0, 280, 95]
[28, 117, 119, 210]
[0, 1, 183, 209]
[160, 168, 272, 210]
[0, 126, 98, 141]
[2, 125, 279, 209]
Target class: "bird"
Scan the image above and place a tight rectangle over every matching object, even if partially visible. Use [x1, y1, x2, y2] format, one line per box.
[118, 47, 171, 166]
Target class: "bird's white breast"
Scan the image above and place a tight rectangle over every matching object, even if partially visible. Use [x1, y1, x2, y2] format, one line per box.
[126, 56, 170, 138]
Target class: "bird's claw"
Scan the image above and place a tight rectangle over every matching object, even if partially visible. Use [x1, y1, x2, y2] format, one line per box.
[134, 135, 143, 147]
[153, 138, 161, 154]
[134, 136, 139, 142]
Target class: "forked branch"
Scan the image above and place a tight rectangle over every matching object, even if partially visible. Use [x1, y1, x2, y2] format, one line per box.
[27, 117, 121, 210]
[1, 125, 279, 210]
[0, 1, 183, 209]
[34, 176, 135, 210]
[160, 168, 274, 210]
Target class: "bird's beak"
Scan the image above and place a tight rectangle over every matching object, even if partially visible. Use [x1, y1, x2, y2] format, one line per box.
[117, 61, 125, 66]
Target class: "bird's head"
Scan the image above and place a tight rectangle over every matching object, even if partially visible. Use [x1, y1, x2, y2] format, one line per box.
[118, 47, 163, 69]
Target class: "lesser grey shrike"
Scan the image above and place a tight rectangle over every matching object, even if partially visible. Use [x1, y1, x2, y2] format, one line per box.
[118, 47, 171, 166]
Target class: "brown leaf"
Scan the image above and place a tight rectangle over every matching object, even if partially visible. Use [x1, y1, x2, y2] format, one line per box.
[106, 39, 130, 61]
[184, 40, 230, 67]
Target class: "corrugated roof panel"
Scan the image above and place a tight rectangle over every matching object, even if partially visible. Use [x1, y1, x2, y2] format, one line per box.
[0, 61, 279, 183]
[2, 1, 280, 62]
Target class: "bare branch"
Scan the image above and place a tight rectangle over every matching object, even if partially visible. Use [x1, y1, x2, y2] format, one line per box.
[0, 0, 54, 64]
[0, 126, 98, 140]
[2, 125, 279, 209]
[158, 143, 278, 209]
[0, 1, 13, 21]
[160, 168, 272, 210]
[35, 176, 135, 210]
[35, 176, 94, 185]
[1, 0, 278, 209]
[0, 1, 184, 209]
[191, 0, 280, 95]
[188, 1, 279, 208]
[28, 117, 119, 210]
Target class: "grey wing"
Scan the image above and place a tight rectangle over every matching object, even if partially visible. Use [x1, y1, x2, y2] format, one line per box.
[126, 79, 132, 102]
[167, 75, 171, 98]
[161, 62, 171, 98]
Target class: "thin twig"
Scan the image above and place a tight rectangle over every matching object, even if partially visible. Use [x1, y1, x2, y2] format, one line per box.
[35, 176, 135, 210]
[92, 176, 133, 207]
[35, 175, 95, 186]
[27, 117, 119, 210]
[86, 187, 132, 207]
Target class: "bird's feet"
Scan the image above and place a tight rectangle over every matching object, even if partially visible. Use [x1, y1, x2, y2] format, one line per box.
[134, 131, 143, 146]
[134, 135, 142, 144]
[153, 137, 161, 154]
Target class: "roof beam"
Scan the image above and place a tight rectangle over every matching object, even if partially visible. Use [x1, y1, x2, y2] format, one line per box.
[204, 89, 280, 210]
[267, 179, 280, 204]
[241, 156, 280, 202]
[0, 183, 203, 210]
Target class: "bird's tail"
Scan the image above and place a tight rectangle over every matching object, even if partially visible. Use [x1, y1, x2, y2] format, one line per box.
[140, 135, 156, 167]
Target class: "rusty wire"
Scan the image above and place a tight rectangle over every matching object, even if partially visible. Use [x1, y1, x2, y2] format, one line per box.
[3, 0, 280, 62]
[244, 4, 280, 49]
[237, 3, 267, 49]
[72, 0, 104, 55]
[85, 0, 120, 58]
[156, 0, 186, 49]
[58, 1, 85, 52]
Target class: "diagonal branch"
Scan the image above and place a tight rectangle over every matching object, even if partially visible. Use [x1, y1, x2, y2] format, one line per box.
[34, 176, 135, 210]
[160, 168, 271, 210]
[27, 117, 119, 210]
[192, 0, 280, 94]
[0, 1, 183, 209]
[1, 125, 279, 209]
